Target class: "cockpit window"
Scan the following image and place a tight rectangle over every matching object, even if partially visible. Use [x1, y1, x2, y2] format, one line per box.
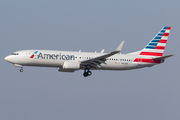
[12, 53, 19, 55]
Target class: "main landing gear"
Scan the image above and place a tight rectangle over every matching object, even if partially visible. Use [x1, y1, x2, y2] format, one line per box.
[83, 68, 92, 77]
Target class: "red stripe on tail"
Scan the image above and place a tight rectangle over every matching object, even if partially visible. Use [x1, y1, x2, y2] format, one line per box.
[155, 46, 165, 50]
[163, 33, 169, 36]
[139, 52, 163, 56]
[159, 40, 167, 43]
[167, 27, 171, 30]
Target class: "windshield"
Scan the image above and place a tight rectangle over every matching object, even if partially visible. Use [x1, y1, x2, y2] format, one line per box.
[12, 53, 19, 55]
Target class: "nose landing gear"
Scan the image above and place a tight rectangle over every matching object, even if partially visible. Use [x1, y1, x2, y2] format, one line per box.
[20, 68, 23, 72]
[83, 68, 92, 77]
[14, 64, 23, 72]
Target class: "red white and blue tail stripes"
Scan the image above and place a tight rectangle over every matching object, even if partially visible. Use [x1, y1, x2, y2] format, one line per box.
[133, 26, 171, 63]
[143, 26, 170, 53]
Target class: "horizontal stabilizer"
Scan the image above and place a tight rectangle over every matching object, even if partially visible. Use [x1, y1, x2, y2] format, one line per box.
[152, 54, 174, 60]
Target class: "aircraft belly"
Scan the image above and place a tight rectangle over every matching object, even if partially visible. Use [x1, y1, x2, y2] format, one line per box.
[101, 62, 129, 70]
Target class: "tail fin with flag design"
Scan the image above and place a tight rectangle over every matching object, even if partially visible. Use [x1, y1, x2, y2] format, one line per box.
[133, 26, 172, 64]
[140, 26, 171, 57]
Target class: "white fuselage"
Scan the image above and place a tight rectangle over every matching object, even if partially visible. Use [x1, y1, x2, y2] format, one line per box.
[5, 49, 157, 71]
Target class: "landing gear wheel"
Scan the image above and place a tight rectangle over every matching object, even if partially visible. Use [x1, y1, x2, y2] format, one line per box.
[83, 72, 88, 77]
[83, 68, 92, 77]
[20, 69, 23, 72]
[87, 71, 92, 76]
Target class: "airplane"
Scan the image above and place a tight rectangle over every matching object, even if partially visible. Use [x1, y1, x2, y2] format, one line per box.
[5, 26, 173, 77]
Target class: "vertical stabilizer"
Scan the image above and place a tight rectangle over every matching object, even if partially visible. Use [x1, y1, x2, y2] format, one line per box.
[139, 26, 171, 57]
[133, 26, 171, 64]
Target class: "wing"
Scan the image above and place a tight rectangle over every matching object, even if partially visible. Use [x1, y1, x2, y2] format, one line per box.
[80, 41, 124, 69]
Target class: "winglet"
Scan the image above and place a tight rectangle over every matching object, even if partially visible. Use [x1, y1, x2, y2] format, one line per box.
[115, 41, 124, 52]
[100, 49, 105, 53]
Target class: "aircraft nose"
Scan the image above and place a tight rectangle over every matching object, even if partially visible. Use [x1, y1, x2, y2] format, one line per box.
[5, 56, 11, 62]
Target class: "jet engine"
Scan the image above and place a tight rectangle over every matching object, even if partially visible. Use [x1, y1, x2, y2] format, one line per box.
[63, 61, 80, 70]
[58, 62, 80, 72]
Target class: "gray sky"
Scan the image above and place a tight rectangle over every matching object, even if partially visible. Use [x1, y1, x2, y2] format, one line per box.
[0, 0, 179, 120]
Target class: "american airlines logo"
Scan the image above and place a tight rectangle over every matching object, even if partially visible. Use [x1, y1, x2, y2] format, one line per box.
[31, 52, 75, 60]
[30, 51, 38, 58]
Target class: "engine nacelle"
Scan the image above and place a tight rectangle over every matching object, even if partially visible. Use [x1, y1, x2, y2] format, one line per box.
[63, 61, 80, 70]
